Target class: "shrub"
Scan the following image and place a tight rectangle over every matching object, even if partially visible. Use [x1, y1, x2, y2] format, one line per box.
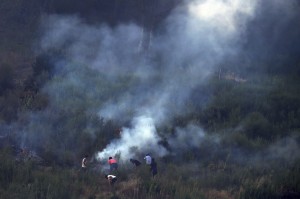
[242, 112, 273, 140]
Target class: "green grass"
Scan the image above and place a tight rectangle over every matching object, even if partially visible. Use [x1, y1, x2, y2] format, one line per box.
[0, 147, 299, 199]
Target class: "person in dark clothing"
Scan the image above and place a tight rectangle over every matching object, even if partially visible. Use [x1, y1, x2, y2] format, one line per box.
[130, 158, 141, 167]
[150, 158, 157, 177]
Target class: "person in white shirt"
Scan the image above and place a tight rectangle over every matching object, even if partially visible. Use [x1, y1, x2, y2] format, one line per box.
[144, 154, 152, 165]
[105, 174, 117, 185]
[81, 155, 88, 172]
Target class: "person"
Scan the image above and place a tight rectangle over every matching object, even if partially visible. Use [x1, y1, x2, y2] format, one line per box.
[81, 155, 88, 172]
[150, 158, 157, 178]
[144, 154, 152, 165]
[130, 158, 141, 167]
[108, 157, 118, 172]
[105, 174, 118, 194]
[105, 174, 118, 186]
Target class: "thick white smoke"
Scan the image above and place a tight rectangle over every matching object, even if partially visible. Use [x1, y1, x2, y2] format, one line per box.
[38, 0, 259, 162]
[96, 0, 258, 161]
[97, 116, 168, 161]
[168, 124, 206, 150]
[188, 0, 256, 34]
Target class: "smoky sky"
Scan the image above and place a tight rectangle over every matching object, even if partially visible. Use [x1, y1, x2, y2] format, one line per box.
[44, 0, 180, 28]
[13, 0, 300, 163]
[233, 0, 300, 74]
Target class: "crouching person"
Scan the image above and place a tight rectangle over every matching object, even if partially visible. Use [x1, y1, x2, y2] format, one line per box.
[105, 174, 118, 194]
[130, 158, 141, 167]
[105, 174, 117, 185]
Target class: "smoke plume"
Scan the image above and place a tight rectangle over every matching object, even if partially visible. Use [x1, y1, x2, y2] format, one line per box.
[38, 0, 255, 160]
[22, 0, 299, 163]
[93, 0, 258, 161]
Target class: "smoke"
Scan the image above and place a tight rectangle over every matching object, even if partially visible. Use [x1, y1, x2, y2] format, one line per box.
[97, 116, 168, 161]
[242, 135, 300, 168]
[34, 0, 259, 161]
[21, 0, 299, 165]
[168, 124, 218, 151]
[235, 0, 300, 74]
[188, 0, 256, 34]
[95, 0, 258, 160]
[265, 136, 300, 162]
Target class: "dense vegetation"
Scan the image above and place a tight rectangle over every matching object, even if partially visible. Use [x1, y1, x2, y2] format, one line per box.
[0, 0, 300, 198]
[1, 144, 300, 199]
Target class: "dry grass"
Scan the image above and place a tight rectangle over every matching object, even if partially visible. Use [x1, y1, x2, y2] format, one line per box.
[118, 177, 141, 198]
[204, 189, 234, 199]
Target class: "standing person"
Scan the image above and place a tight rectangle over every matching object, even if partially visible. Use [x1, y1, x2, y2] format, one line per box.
[150, 158, 157, 178]
[81, 155, 88, 172]
[144, 154, 152, 165]
[108, 157, 118, 172]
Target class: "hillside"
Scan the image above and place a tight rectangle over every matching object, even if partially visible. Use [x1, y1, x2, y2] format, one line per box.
[0, 0, 300, 198]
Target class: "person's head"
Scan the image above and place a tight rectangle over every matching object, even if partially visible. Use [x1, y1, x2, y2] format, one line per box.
[109, 157, 112, 160]
[85, 154, 88, 158]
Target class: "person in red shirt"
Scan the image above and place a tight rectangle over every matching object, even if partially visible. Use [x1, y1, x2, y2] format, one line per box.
[108, 157, 118, 172]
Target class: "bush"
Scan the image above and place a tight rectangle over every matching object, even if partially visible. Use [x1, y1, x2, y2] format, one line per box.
[242, 112, 273, 140]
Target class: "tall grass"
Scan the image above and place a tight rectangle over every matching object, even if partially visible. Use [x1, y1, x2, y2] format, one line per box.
[1, 147, 299, 199]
